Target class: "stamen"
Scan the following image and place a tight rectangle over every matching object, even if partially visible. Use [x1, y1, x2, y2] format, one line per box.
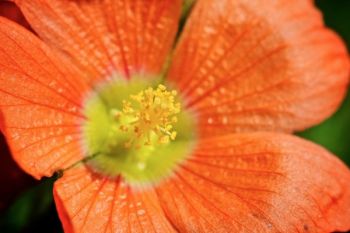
[116, 84, 181, 148]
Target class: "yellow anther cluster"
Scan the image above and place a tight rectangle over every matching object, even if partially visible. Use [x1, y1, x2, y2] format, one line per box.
[119, 84, 181, 148]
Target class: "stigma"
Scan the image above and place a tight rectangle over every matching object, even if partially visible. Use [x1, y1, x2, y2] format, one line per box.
[114, 84, 181, 149]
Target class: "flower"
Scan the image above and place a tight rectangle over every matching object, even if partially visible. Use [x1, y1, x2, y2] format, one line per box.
[0, 0, 37, 212]
[0, 0, 350, 232]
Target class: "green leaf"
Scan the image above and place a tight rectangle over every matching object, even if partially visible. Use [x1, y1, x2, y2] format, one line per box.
[0, 177, 56, 232]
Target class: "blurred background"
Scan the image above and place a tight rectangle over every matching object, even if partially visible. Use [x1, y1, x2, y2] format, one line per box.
[0, 0, 349, 232]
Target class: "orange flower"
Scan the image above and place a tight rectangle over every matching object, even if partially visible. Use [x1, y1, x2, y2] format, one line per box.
[0, 0, 350, 232]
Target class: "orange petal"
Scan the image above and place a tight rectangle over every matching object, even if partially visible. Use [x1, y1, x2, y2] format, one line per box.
[54, 165, 177, 233]
[15, 0, 182, 82]
[168, 0, 350, 136]
[156, 133, 350, 232]
[0, 18, 90, 179]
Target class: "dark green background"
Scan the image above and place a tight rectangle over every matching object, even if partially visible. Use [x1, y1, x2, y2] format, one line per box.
[0, 1, 349, 232]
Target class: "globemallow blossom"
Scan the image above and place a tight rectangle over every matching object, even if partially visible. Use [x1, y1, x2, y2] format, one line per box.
[0, 0, 350, 232]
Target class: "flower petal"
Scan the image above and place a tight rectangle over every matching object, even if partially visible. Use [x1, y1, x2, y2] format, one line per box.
[168, 0, 349, 136]
[54, 165, 177, 233]
[15, 0, 182, 82]
[156, 133, 350, 232]
[0, 18, 90, 179]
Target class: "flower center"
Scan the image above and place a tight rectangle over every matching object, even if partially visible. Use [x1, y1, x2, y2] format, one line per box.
[116, 84, 180, 149]
[82, 78, 196, 185]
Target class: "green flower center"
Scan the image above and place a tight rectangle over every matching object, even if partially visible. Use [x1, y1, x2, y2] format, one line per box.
[82, 77, 196, 185]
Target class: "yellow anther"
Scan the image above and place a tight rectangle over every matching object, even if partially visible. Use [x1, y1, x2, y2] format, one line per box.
[159, 135, 170, 144]
[119, 125, 128, 132]
[170, 132, 177, 140]
[118, 85, 181, 148]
